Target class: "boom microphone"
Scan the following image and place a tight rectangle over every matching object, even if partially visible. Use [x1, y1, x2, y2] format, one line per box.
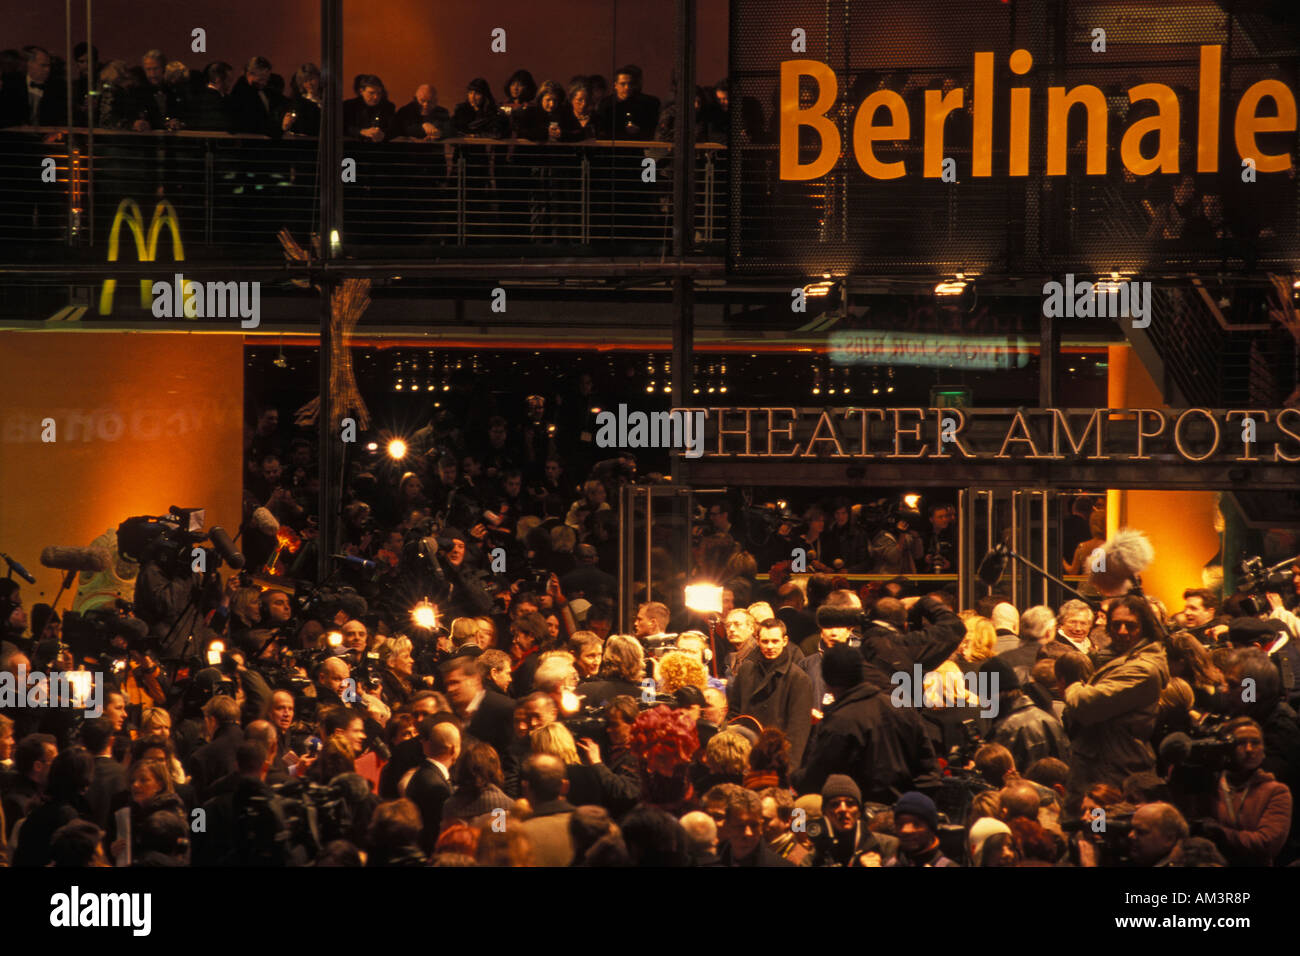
[208, 527, 246, 570]
[249, 507, 280, 536]
[976, 544, 1010, 588]
[1088, 528, 1155, 597]
[40, 546, 111, 574]
[1, 552, 37, 584]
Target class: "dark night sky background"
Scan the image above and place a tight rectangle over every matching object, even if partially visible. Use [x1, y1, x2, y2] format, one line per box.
[11, 0, 729, 109]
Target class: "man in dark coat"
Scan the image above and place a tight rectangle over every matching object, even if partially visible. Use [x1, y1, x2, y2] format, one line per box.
[227, 56, 285, 137]
[441, 654, 514, 756]
[393, 83, 452, 140]
[187, 694, 244, 802]
[813, 774, 899, 866]
[794, 645, 940, 803]
[979, 659, 1071, 771]
[799, 591, 865, 714]
[187, 61, 234, 131]
[0, 46, 65, 127]
[595, 64, 660, 138]
[727, 618, 812, 765]
[716, 786, 792, 866]
[405, 716, 459, 855]
[80, 717, 126, 830]
[859, 594, 966, 691]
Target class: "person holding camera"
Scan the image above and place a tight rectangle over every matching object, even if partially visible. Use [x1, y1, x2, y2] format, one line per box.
[1190, 716, 1293, 866]
[811, 774, 898, 866]
[859, 593, 967, 693]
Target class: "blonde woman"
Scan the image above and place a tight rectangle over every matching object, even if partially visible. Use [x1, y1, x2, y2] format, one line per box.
[955, 615, 997, 669]
[139, 707, 188, 786]
[528, 720, 639, 813]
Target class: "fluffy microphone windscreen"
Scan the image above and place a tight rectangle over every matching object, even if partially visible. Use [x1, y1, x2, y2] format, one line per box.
[1088, 528, 1155, 596]
[40, 546, 110, 573]
[250, 507, 280, 536]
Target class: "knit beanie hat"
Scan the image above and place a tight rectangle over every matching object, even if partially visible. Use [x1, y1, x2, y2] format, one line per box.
[821, 644, 864, 689]
[820, 774, 861, 806]
[968, 817, 1012, 864]
[893, 790, 939, 831]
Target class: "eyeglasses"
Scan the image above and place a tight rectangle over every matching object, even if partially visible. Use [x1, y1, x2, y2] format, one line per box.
[1108, 619, 1141, 632]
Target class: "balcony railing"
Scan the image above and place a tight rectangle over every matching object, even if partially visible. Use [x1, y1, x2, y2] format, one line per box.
[0, 128, 728, 261]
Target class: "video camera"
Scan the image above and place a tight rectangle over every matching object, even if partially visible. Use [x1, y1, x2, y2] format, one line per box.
[117, 507, 243, 576]
[1060, 810, 1135, 866]
[61, 601, 149, 662]
[1235, 554, 1300, 615]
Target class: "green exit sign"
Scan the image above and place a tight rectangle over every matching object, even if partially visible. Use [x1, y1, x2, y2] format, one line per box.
[930, 386, 972, 408]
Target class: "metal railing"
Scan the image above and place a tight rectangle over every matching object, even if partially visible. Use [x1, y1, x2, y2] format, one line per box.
[0, 128, 728, 259]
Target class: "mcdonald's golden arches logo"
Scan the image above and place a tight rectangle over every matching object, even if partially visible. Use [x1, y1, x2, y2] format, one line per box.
[99, 198, 186, 315]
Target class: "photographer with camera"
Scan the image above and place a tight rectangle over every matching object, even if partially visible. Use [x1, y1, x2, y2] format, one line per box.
[859, 593, 967, 693]
[869, 505, 924, 574]
[404, 528, 494, 622]
[122, 511, 227, 664]
[811, 774, 898, 866]
[1186, 716, 1293, 866]
[313, 656, 389, 741]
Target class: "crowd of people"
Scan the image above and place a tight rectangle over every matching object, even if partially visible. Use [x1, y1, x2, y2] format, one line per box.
[0, 43, 742, 145]
[2, 380, 1300, 867]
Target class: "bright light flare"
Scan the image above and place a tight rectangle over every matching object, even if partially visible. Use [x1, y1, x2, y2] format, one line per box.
[411, 600, 438, 630]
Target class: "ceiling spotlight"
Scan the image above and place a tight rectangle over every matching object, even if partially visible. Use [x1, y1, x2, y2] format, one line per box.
[934, 273, 967, 295]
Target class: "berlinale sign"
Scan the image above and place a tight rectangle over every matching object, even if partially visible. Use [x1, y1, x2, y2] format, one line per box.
[780, 46, 1295, 181]
[679, 407, 1300, 463]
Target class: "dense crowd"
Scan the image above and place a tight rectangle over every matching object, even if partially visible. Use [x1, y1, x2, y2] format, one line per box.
[1, 43, 743, 145]
[2, 380, 1300, 867]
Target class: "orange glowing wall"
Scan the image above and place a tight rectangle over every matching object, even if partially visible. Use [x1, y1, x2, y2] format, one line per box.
[1107, 344, 1222, 608]
[0, 332, 244, 606]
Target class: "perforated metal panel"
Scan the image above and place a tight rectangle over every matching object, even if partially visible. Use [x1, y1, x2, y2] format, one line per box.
[728, 0, 1299, 276]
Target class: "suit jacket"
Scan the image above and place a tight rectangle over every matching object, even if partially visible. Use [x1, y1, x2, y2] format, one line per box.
[228, 76, 285, 136]
[0, 71, 67, 127]
[519, 798, 575, 866]
[187, 86, 232, 132]
[466, 690, 516, 756]
[595, 92, 661, 138]
[86, 755, 128, 829]
[343, 97, 397, 139]
[393, 100, 450, 140]
[406, 759, 453, 854]
[188, 723, 245, 801]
